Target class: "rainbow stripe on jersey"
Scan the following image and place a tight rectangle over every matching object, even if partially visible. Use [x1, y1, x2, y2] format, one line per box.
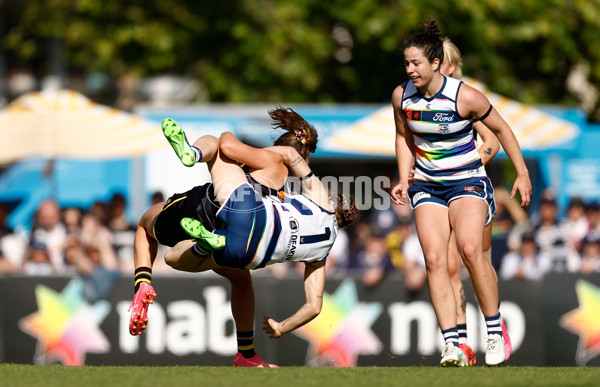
[401, 76, 486, 182]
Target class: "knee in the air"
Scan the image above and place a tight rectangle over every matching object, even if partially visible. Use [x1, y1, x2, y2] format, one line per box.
[164, 250, 180, 269]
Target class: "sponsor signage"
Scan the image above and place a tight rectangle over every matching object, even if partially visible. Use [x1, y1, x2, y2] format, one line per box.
[0, 274, 598, 366]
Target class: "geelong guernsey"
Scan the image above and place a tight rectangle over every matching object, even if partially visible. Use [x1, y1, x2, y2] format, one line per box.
[401, 75, 487, 182]
[245, 194, 338, 269]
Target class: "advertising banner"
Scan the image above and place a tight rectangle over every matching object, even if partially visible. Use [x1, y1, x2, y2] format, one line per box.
[0, 273, 598, 366]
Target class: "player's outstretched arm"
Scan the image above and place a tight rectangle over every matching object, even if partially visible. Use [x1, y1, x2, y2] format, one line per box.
[262, 260, 325, 338]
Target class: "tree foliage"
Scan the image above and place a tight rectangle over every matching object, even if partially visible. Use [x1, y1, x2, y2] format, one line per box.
[2, 0, 599, 119]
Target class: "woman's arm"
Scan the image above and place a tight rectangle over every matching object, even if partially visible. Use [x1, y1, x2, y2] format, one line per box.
[266, 145, 334, 210]
[473, 121, 500, 165]
[390, 84, 415, 205]
[262, 260, 325, 338]
[265, 145, 312, 180]
[219, 131, 282, 169]
[459, 85, 532, 207]
[219, 131, 288, 189]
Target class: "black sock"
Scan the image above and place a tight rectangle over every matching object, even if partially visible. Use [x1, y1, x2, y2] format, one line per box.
[237, 330, 256, 358]
[191, 243, 210, 257]
[457, 323, 468, 345]
[134, 266, 152, 293]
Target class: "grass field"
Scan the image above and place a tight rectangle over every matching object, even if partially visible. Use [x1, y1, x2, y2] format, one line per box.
[1, 364, 599, 387]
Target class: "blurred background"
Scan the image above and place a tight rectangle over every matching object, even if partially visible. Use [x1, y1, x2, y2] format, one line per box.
[1, 0, 600, 367]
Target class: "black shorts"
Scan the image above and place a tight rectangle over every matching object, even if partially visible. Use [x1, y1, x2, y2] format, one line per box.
[153, 184, 220, 247]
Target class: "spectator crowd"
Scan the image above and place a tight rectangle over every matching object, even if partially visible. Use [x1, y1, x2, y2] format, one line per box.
[1, 186, 599, 294]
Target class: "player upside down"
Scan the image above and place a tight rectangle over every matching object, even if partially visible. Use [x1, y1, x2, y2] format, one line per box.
[129, 110, 358, 367]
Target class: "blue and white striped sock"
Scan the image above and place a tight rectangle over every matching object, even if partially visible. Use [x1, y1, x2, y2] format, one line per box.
[441, 327, 459, 347]
[485, 312, 503, 336]
[191, 146, 202, 163]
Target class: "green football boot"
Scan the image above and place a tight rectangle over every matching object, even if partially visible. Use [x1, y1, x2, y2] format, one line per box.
[180, 217, 226, 251]
[162, 118, 196, 167]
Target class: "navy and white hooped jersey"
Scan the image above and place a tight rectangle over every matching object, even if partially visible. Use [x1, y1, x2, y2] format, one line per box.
[401, 75, 487, 182]
[246, 194, 338, 269]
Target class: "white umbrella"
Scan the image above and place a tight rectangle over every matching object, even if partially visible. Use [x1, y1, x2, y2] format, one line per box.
[0, 89, 168, 163]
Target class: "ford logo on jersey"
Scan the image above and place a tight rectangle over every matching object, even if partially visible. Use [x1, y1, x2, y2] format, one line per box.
[433, 112, 454, 122]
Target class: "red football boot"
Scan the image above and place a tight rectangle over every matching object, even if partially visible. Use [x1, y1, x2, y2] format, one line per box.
[501, 319, 512, 361]
[128, 282, 157, 335]
[459, 343, 477, 366]
[233, 353, 279, 368]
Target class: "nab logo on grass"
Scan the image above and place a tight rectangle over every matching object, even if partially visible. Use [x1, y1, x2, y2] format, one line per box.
[293, 278, 383, 366]
[560, 280, 600, 365]
[19, 278, 111, 366]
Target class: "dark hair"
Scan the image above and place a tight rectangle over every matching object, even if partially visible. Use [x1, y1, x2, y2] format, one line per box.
[404, 19, 444, 65]
[270, 106, 318, 161]
[335, 193, 359, 229]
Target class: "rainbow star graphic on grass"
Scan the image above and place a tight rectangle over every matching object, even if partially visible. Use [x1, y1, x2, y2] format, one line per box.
[294, 278, 383, 366]
[560, 280, 600, 365]
[19, 278, 111, 366]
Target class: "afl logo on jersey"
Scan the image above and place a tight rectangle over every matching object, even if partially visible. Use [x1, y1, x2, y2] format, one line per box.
[289, 218, 299, 232]
[438, 124, 450, 133]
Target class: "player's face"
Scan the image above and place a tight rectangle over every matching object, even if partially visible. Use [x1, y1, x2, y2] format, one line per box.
[404, 46, 438, 88]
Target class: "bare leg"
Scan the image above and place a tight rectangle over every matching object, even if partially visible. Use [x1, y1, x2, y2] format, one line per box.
[133, 202, 164, 269]
[483, 222, 497, 282]
[164, 239, 220, 272]
[214, 268, 255, 331]
[206, 147, 253, 206]
[447, 231, 466, 326]
[414, 204, 455, 330]
[130, 202, 164, 335]
[450, 198, 498, 317]
[192, 136, 219, 162]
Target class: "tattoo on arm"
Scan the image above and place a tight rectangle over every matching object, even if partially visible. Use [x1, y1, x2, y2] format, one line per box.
[290, 156, 303, 167]
[316, 294, 323, 299]
[482, 147, 492, 160]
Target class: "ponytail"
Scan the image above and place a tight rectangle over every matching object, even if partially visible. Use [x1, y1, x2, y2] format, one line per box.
[270, 107, 318, 160]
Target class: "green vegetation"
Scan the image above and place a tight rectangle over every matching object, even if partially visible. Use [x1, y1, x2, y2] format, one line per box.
[2, 364, 600, 387]
[1, 0, 600, 119]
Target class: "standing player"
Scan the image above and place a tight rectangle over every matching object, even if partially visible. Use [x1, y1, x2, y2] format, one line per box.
[391, 20, 531, 366]
[440, 38, 511, 366]
[129, 107, 319, 367]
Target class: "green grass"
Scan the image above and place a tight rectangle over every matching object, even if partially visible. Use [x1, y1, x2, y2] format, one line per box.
[1, 364, 599, 387]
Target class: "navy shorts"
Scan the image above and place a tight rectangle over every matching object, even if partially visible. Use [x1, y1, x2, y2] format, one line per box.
[408, 178, 496, 225]
[212, 183, 267, 269]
